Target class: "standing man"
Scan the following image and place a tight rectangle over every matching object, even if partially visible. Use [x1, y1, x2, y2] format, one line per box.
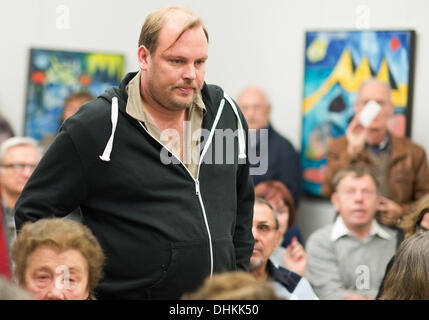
[0, 137, 40, 278]
[15, 6, 254, 299]
[322, 79, 429, 225]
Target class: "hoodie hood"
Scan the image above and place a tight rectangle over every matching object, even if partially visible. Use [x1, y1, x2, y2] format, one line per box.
[98, 72, 247, 163]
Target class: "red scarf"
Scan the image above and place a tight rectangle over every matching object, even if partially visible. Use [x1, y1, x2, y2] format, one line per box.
[0, 199, 11, 279]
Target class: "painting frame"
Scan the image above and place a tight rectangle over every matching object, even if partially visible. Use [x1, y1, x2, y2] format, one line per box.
[24, 48, 125, 142]
[300, 30, 416, 197]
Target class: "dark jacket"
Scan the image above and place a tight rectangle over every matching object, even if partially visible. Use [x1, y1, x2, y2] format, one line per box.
[266, 260, 318, 299]
[15, 72, 255, 299]
[252, 125, 301, 205]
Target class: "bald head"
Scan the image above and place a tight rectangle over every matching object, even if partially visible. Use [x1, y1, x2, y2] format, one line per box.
[237, 87, 271, 130]
[355, 78, 394, 145]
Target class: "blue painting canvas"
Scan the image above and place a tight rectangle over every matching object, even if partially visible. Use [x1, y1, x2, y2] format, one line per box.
[25, 48, 125, 141]
[301, 30, 415, 196]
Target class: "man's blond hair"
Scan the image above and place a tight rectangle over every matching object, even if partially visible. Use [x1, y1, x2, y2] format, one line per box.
[138, 6, 209, 55]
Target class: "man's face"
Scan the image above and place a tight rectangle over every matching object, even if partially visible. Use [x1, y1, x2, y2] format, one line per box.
[62, 98, 91, 122]
[24, 247, 89, 300]
[266, 198, 289, 237]
[355, 82, 393, 145]
[139, 20, 208, 111]
[0, 145, 39, 198]
[237, 88, 271, 130]
[332, 173, 378, 231]
[250, 202, 281, 272]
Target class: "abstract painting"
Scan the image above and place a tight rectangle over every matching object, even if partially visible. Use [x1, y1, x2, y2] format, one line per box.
[301, 30, 416, 196]
[25, 48, 125, 140]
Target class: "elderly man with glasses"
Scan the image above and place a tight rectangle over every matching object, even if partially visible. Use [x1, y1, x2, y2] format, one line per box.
[250, 197, 318, 300]
[0, 137, 40, 279]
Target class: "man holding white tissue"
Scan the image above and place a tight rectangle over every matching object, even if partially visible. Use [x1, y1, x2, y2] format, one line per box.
[322, 78, 429, 225]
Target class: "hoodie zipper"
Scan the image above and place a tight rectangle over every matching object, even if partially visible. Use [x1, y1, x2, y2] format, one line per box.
[137, 121, 215, 277]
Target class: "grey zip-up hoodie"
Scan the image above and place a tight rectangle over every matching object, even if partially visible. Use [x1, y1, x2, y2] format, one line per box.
[15, 72, 255, 299]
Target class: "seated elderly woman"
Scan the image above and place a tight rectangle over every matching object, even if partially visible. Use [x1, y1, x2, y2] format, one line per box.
[11, 218, 104, 300]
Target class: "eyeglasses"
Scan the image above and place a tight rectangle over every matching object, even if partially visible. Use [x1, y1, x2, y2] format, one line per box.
[253, 223, 277, 234]
[0, 163, 37, 171]
[275, 206, 289, 215]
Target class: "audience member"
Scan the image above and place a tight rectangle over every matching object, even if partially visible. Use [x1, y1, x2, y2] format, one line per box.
[182, 271, 280, 300]
[40, 91, 94, 152]
[237, 86, 302, 206]
[322, 79, 429, 226]
[15, 6, 254, 299]
[254, 180, 306, 276]
[306, 165, 398, 299]
[376, 192, 429, 298]
[11, 218, 104, 300]
[379, 231, 429, 300]
[0, 137, 40, 278]
[250, 198, 317, 300]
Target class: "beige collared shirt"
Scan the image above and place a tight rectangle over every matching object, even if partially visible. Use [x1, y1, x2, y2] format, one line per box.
[125, 72, 206, 179]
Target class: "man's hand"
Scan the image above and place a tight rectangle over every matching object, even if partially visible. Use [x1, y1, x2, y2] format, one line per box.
[346, 116, 367, 158]
[377, 196, 402, 226]
[284, 237, 307, 277]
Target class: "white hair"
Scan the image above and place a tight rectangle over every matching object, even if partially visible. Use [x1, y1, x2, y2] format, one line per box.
[0, 137, 41, 163]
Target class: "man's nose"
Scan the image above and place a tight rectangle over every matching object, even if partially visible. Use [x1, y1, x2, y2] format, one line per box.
[183, 63, 196, 80]
[251, 226, 260, 241]
[353, 190, 365, 201]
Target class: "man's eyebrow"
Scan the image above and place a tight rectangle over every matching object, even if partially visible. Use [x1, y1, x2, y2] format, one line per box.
[256, 220, 270, 225]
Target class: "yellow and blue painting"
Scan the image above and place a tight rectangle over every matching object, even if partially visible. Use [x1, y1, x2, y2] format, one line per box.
[301, 30, 415, 196]
[25, 48, 125, 140]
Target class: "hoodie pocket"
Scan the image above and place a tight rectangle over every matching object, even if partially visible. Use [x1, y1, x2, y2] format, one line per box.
[146, 239, 211, 299]
[213, 236, 236, 272]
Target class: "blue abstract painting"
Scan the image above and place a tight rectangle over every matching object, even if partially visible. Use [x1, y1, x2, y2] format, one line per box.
[25, 48, 125, 141]
[301, 30, 415, 196]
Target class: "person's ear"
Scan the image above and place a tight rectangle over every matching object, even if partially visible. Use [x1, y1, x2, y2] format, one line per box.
[137, 45, 151, 71]
[331, 192, 340, 213]
[266, 104, 272, 118]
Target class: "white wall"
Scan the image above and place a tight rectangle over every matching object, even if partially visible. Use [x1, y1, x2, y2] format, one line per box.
[1, 0, 428, 241]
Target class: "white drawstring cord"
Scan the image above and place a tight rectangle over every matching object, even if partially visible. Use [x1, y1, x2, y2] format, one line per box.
[224, 93, 247, 159]
[99, 97, 119, 162]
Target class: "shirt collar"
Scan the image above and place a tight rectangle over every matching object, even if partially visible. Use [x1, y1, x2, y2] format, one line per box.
[331, 216, 392, 241]
[366, 133, 390, 152]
